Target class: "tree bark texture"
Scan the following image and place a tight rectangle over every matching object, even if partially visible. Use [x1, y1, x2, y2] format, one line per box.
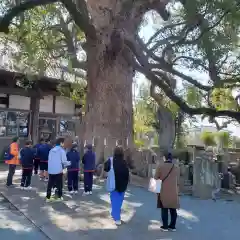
[82, 0, 139, 159]
[84, 45, 134, 159]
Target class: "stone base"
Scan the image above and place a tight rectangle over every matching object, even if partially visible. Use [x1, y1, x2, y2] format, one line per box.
[192, 184, 213, 199]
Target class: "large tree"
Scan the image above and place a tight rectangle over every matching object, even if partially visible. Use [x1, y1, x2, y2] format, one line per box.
[1, 0, 240, 154]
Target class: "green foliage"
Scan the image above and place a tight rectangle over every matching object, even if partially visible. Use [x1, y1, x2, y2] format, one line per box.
[58, 80, 86, 105]
[200, 131, 216, 146]
[149, 0, 240, 120]
[215, 131, 232, 148]
[210, 88, 238, 111]
[185, 85, 202, 108]
[0, 1, 86, 104]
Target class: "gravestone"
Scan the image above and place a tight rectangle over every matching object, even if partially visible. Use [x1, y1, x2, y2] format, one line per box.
[157, 105, 176, 152]
[192, 149, 219, 199]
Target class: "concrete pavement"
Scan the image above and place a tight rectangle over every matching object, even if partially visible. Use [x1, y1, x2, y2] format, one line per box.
[0, 193, 48, 239]
[0, 166, 240, 239]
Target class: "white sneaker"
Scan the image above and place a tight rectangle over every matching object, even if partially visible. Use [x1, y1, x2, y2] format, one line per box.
[20, 186, 25, 190]
[69, 191, 74, 194]
[82, 191, 89, 196]
[44, 178, 49, 182]
[115, 220, 121, 226]
[26, 186, 32, 190]
[89, 191, 92, 195]
[74, 191, 78, 194]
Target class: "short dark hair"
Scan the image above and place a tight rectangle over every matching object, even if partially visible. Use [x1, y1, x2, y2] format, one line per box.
[25, 140, 32, 146]
[55, 137, 65, 145]
[40, 138, 44, 142]
[113, 146, 124, 158]
[86, 144, 93, 150]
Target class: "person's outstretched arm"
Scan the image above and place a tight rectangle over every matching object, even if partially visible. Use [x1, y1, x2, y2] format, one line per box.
[104, 158, 111, 172]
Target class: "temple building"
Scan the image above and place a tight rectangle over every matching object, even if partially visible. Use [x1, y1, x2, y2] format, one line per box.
[0, 69, 82, 151]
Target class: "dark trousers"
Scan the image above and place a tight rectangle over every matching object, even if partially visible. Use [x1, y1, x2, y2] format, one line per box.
[67, 171, 79, 191]
[34, 159, 40, 174]
[21, 169, 32, 187]
[46, 173, 63, 199]
[84, 172, 93, 192]
[6, 164, 16, 186]
[161, 208, 177, 229]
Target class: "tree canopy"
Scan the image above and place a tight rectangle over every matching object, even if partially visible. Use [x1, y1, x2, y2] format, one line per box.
[0, 0, 240, 125]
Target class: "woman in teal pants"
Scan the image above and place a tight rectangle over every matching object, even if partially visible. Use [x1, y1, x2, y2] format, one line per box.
[104, 146, 130, 226]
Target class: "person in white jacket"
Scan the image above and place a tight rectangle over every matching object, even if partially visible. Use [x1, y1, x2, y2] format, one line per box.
[46, 137, 70, 202]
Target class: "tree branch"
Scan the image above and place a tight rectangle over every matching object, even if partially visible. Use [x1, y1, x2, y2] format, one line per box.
[125, 35, 240, 122]
[60, 0, 96, 40]
[0, 0, 57, 33]
[136, 62, 240, 122]
[0, 0, 97, 40]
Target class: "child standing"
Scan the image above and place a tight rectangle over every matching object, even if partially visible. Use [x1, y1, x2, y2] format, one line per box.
[82, 144, 96, 196]
[38, 139, 52, 181]
[67, 143, 80, 194]
[33, 138, 44, 175]
[46, 137, 71, 202]
[20, 140, 35, 190]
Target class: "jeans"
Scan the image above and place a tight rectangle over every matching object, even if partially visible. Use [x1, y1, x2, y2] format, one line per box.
[46, 173, 63, 199]
[67, 171, 79, 191]
[21, 169, 32, 187]
[6, 164, 16, 186]
[161, 208, 177, 229]
[110, 191, 125, 221]
[84, 172, 93, 192]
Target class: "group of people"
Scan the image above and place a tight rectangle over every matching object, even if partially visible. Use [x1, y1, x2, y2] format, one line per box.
[4, 136, 180, 230]
[4, 136, 96, 202]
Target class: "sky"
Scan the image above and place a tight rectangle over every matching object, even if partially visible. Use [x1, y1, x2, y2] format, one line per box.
[137, 11, 240, 136]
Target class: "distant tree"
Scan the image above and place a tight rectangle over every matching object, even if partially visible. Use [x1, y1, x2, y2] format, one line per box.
[201, 131, 216, 147]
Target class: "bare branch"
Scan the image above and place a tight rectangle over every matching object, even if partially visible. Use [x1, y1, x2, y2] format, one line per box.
[132, 36, 211, 91]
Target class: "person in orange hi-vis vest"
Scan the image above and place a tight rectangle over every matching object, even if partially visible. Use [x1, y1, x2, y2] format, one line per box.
[5, 136, 20, 187]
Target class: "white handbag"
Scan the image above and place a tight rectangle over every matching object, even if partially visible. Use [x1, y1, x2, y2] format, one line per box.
[148, 164, 174, 194]
[148, 178, 162, 193]
[106, 157, 115, 192]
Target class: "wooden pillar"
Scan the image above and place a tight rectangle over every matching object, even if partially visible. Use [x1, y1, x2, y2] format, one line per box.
[30, 97, 40, 145]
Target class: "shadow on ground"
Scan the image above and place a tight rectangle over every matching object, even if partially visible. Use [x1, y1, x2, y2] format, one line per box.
[0, 164, 240, 240]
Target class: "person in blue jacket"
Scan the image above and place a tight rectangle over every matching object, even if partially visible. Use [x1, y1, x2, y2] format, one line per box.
[38, 139, 52, 181]
[82, 144, 96, 195]
[67, 143, 80, 194]
[20, 140, 35, 190]
[33, 138, 44, 175]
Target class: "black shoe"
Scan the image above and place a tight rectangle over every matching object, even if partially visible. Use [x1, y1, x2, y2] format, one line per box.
[168, 227, 176, 232]
[160, 226, 168, 232]
[6, 183, 15, 187]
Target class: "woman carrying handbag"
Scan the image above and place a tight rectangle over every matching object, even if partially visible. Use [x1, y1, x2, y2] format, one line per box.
[154, 152, 180, 232]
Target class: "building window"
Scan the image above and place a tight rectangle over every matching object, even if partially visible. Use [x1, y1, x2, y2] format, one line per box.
[39, 119, 56, 140]
[0, 111, 6, 137]
[18, 112, 29, 137]
[6, 111, 18, 137]
[59, 120, 75, 137]
[0, 110, 29, 138]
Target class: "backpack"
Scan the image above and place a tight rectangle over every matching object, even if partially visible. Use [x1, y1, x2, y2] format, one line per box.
[3, 145, 14, 161]
[106, 157, 115, 192]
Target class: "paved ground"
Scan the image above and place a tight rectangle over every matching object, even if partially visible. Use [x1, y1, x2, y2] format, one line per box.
[0, 166, 240, 240]
[0, 193, 48, 239]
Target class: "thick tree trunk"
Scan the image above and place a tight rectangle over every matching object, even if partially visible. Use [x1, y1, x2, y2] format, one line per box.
[83, 46, 134, 161]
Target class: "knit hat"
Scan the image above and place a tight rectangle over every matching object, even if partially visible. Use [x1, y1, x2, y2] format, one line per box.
[12, 136, 19, 142]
